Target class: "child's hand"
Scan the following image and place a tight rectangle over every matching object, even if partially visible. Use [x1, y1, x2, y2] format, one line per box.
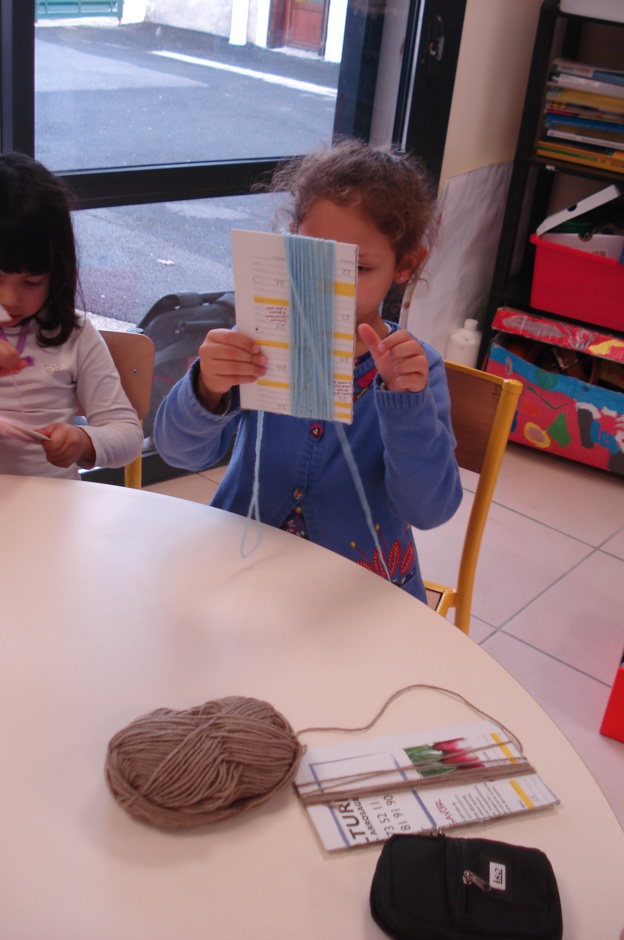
[36, 423, 96, 469]
[0, 339, 27, 377]
[358, 323, 428, 393]
[196, 329, 267, 412]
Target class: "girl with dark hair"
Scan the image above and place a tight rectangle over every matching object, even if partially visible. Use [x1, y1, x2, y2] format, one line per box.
[154, 140, 461, 603]
[0, 152, 143, 478]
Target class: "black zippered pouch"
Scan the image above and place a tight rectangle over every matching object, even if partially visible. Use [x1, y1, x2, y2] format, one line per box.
[370, 833, 563, 940]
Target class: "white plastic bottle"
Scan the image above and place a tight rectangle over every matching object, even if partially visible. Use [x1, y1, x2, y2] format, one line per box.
[445, 318, 482, 367]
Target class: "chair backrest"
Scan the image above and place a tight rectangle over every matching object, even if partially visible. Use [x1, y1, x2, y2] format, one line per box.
[99, 330, 155, 488]
[434, 362, 522, 634]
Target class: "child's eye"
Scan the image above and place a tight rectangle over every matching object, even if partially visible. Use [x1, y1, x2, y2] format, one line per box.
[24, 278, 46, 288]
[357, 265, 370, 274]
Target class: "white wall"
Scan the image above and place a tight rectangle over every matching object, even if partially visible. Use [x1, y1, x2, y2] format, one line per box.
[439, 0, 543, 190]
[143, 0, 236, 38]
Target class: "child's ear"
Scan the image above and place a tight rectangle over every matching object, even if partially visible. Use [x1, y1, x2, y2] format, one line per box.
[394, 246, 427, 284]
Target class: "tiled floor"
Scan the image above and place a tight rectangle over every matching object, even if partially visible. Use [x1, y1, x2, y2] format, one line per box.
[146, 444, 624, 828]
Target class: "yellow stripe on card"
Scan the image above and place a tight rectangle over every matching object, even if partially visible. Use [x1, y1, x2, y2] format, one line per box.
[254, 296, 289, 307]
[491, 732, 518, 763]
[258, 379, 289, 390]
[335, 281, 355, 297]
[334, 333, 354, 343]
[258, 340, 289, 350]
[334, 373, 351, 382]
[510, 779, 535, 809]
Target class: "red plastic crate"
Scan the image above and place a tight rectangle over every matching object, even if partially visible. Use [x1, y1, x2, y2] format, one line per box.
[530, 233, 624, 331]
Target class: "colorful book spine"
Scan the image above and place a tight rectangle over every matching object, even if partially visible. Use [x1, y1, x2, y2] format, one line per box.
[544, 114, 624, 135]
[553, 58, 624, 88]
[546, 84, 624, 115]
[545, 128, 624, 152]
[550, 73, 624, 101]
[536, 139, 624, 174]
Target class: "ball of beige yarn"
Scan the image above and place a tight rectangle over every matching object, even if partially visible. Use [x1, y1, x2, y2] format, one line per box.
[105, 696, 304, 828]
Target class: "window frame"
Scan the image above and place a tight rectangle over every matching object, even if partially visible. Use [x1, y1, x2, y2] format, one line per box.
[1, 0, 463, 485]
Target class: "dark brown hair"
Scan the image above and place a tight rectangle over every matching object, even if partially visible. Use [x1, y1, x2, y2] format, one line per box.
[269, 138, 438, 262]
[0, 152, 82, 346]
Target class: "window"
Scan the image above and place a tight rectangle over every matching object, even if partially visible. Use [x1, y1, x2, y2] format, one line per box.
[1, 0, 464, 482]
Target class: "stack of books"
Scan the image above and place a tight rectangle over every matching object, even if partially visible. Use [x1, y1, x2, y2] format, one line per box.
[537, 58, 624, 174]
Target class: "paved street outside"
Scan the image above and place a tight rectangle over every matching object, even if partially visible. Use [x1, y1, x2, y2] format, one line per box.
[35, 20, 340, 324]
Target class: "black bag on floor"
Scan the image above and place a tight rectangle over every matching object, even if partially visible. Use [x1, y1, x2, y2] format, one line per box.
[137, 291, 235, 438]
[370, 832, 563, 940]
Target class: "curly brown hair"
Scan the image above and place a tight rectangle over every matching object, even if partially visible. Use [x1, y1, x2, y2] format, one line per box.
[268, 138, 438, 263]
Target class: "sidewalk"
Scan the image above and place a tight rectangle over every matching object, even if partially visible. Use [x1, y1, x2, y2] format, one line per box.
[37, 20, 340, 89]
[35, 19, 339, 324]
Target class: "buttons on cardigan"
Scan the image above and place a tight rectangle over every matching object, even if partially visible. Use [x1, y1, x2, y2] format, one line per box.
[309, 423, 324, 440]
[293, 487, 303, 500]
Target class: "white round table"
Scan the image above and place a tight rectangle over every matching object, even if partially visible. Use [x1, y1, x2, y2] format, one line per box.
[0, 475, 622, 939]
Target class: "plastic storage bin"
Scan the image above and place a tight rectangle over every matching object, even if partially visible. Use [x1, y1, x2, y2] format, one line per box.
[529, 184, 624, 331]
[530, 234, 624, 330]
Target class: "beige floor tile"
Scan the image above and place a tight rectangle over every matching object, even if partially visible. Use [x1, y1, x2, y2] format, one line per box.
[480, 631, 624, 828]
[603, 527, 624, 561]
[417, 495, 592, 629]
[199, 463, 229, 486]
[503, 550, 624, 684]
[493, 444, 624, 544]
[145, 473, 218, 504]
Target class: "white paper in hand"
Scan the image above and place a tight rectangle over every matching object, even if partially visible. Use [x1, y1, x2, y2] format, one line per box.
[0, 415, 49, 443]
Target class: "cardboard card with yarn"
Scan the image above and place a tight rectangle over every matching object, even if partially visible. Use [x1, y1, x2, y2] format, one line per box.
[295, 720, 559, 853]
[232, 229, 357, 423]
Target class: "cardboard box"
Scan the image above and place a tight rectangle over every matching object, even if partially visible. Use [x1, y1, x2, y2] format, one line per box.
[484, 308, 624, 476]
[530, 184, 624, 331]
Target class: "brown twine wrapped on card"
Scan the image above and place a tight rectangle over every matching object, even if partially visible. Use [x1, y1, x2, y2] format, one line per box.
[104, 696, 303, 829]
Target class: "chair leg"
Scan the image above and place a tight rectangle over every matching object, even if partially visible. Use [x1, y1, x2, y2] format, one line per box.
[124, 456, 142, 489]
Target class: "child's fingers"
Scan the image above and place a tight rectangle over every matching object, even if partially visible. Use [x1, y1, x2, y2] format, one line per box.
[37, 424, 90, 468]
[358, 324, 428, 392]
[0, 340, 27, 375]
[0, 340, 20, 368]
[201, 328, 263, 359]
[357, 322, 382, 356]
[197, 328, 268, 403]
[377, 329, 423, 357]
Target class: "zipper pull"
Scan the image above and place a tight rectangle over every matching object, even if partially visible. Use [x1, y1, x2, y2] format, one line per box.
[463, 869, 492, 893]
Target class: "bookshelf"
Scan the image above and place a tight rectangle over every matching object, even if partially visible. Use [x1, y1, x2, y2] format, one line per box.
[479, 0, 624, 363]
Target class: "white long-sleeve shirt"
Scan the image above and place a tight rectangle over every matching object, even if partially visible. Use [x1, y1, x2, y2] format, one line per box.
[0, 313, 143, 479]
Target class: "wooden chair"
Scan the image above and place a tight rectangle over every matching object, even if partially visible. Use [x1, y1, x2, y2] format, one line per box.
[424, 362, 522, 635]
[99, 330, 155, 488]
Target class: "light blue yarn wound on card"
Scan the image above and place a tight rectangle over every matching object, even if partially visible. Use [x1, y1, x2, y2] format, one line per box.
[241, 234, 390, 581]
[284, 232, 335, 421]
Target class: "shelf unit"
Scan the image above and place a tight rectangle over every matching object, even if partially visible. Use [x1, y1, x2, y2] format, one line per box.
[479, 0, 624, 364]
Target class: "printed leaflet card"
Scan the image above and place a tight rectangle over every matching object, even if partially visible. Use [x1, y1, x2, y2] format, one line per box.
[231, 229, 357, 423]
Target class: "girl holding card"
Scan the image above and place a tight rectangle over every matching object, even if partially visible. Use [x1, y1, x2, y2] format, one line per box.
[154, 140, 461, 603]
[0, 152, 143, 479]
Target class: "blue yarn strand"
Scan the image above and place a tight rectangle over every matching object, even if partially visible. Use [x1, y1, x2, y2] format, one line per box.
[241, 410, 264, 557]
[241, 235, 391, 586]
[335, 422, 391, 581]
